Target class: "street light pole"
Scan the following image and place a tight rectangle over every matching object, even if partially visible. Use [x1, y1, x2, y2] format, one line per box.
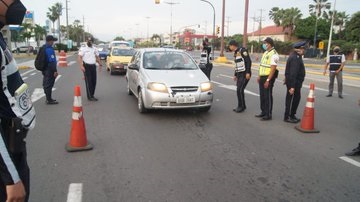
[200, 0, 215, 60]
[243, 0, 249, 47]
[145, 16, 150, 46]
[164, 1, 179, 45]
[326, 0, 336, 58]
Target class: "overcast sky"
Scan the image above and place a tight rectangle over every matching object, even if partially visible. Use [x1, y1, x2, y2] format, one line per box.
[23, 0, 359, 41]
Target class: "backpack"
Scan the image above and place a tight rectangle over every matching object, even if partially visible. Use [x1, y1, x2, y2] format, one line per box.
[34, 45, 47, 71]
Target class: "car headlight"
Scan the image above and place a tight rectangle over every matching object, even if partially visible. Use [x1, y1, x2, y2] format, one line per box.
[147, 82, 168, 93]
[200, 82, 212, 92]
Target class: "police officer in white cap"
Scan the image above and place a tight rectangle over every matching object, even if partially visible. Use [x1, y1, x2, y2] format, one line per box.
[283, 41, 306, 123]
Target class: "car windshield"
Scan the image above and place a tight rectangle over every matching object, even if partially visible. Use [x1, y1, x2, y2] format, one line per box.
[112, 48, 134, 56]
[97, 45, 108, 52]
[143, 51, 197, 70]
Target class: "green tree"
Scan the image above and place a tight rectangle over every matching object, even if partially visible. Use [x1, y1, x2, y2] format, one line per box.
[294, 16, 330, 43]
[345, 11, 360, 42]
[33, 24, 47, 47]
[151, 34, 162, 46]
[269, 7, 302, 40]
[114, 36, 125, 41]
[47, 5, 58, 34]
[69, 20, 85, 46]
[10, 29, 22, 49]
[309, 0, 331, 19]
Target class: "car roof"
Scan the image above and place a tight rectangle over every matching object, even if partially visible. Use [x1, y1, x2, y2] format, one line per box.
[140, 48, 184, 53]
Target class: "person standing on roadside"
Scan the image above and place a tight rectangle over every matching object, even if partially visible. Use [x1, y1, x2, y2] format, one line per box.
[283, 41, 307, 123]
[78, 37, 102, 101]
[255, 37, 279, 121]
[43, 35, 59, 104]
[323, 46, 345, 99]
[0, 0, 36, 201]
[228, 40, 252, 113]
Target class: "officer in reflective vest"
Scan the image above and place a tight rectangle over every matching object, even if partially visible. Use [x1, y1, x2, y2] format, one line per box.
[255, 37, 279, 120]
[228, 40, 252, 113]
[323, 46, 345, 98]
[0, 0, 36, 201]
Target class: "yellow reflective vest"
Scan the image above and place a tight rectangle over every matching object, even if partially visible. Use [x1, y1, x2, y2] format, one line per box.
[259, 48, 278, 76]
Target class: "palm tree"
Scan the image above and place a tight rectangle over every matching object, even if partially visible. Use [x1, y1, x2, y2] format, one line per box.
[54, 2, 63, 43]
[70, 20, 84, 47]
[333, 11, 349, 39]
[269, 7, 302, 40]
[20, 23, 33, 54]
[33, 24, 47, 47]
[309, 0, 331, 19]
[47, 5, 58, 34]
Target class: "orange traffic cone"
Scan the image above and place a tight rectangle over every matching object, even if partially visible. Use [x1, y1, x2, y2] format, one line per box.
[295, 83, 320, 133]
[66, 85, 93, 152]
[58, 50, 68, 67]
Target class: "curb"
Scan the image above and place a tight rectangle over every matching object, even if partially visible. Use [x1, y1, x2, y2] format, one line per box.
[18, 66, 31, 70]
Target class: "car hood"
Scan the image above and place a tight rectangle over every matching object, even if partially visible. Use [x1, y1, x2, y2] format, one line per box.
[108, 56, 132, 64]
[143, 69, 209, 86]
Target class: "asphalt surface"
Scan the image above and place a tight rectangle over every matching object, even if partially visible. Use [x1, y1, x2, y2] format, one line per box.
[15, 54, 360, 202]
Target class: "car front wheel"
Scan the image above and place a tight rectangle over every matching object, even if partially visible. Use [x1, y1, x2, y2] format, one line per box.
[138, 90, 147, 113]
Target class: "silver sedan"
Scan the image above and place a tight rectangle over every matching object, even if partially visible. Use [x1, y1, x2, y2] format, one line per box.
[126, 48, 213, 113]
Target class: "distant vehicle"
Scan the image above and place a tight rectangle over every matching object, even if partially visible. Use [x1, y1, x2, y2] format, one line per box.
[97, 44, 109, 60]
[109, 41, 131, 49]
[14, 46, 34, 53]
[106, 47, 135, 75]
[161, 45, 175, 49]
[126, 48, 213, 113]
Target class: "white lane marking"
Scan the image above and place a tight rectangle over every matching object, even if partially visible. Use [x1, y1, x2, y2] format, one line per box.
[211, 80, 260, 96]
[67, 183, 83, 202]
[339, 156, 360, 168]
[20, 68, 36, 76]
[30, 73, 36, 76]
[68, 61, 76, 66]
[55, 74, 62, 83]
[22, 76, 28, 80]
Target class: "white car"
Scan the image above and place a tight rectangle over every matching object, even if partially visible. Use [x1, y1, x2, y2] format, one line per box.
[126, 48, 213, 113]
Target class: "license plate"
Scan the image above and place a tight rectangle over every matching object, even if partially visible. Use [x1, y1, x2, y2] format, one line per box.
[176, 96, 195, 103]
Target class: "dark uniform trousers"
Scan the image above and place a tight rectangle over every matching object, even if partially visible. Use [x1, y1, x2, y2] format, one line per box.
[284, 84, 301, 119]
[83, 63, 97, 99]
[236, 72, 249, 109]
[42, 62, 57, 101]
[259, 76, 275, 117]
[0, 118, 30, 202]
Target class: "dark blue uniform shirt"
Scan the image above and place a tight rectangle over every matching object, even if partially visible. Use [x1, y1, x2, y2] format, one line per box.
[45, 44, 57, 64]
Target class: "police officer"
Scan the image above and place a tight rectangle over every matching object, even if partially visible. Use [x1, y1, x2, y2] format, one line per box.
[43, 35, 59, 104]
[283, 41, 307, 123]
[228, 40, 252, 113]
[255, 37, 279, 120]
[323, 46, 345, 98]
[78, 37, 102, 101]
[0, 0, 36, 201]
[202, 38, 212, 79]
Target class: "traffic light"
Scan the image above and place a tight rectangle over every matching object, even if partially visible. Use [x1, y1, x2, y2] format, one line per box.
[216, 26, 220, 35]
[155, 0, 160, 4]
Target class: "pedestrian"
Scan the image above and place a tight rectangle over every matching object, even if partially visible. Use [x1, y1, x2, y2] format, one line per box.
[283, 41, 307, 123]
[0, 0, 36, 201]
[228, 40, 252, 113]
[78, 37, 102, 101]
[323, 46, 345, 99]
[344, 98, 360, 156]
[43, 35, 59, 104]
[255, 37, 279, 120]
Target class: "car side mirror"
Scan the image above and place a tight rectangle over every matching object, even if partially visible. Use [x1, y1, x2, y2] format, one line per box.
[128, 64, 139, 70]
[107, 54, 111, 57]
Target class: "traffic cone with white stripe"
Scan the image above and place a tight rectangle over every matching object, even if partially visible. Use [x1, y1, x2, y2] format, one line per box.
[58, 50, 68, 67]
[66, 85, 93, 152]
[295, 83, 320, 133]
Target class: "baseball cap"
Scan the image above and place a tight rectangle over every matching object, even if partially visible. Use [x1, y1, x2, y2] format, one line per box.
[46, 35, 58, 42]
[263, 37, 274, 47]
[228, 39, 238, 47]
[333, 46, 340, 51]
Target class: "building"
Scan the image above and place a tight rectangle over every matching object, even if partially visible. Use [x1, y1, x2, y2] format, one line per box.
[177, 29, 217, 48]
[248, 25, 294, 42]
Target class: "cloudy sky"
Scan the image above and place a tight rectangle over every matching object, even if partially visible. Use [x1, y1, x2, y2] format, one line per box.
[23, 0, 359, 41]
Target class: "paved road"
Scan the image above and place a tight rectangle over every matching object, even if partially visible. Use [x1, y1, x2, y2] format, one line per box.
[16, 54, 360, 201]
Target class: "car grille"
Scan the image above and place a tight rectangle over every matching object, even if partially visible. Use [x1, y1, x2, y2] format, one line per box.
[171, 86, 198, 93]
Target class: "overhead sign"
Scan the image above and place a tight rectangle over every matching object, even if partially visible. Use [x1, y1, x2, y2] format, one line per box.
[23, 11, 34, 25]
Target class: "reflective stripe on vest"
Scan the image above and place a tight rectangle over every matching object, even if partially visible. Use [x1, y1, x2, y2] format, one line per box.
[329, 55, 342, 71]
[259, 49, 277, 76]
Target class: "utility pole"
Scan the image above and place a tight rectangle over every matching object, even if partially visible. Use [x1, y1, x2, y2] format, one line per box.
[82, 15, 85, 41]
[220, 0, 225, 57]
[226, 16, 231, 37]
[326, 0, 337, 58]
[258, 9, 265, 43]
[250, 13, 257, 53]
[243, 0, 249, 47]
[65, 0, 69, 40]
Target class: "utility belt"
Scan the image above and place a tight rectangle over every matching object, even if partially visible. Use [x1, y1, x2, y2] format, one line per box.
[83, 62, 96, 66]
[0, 117, 28, 153]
